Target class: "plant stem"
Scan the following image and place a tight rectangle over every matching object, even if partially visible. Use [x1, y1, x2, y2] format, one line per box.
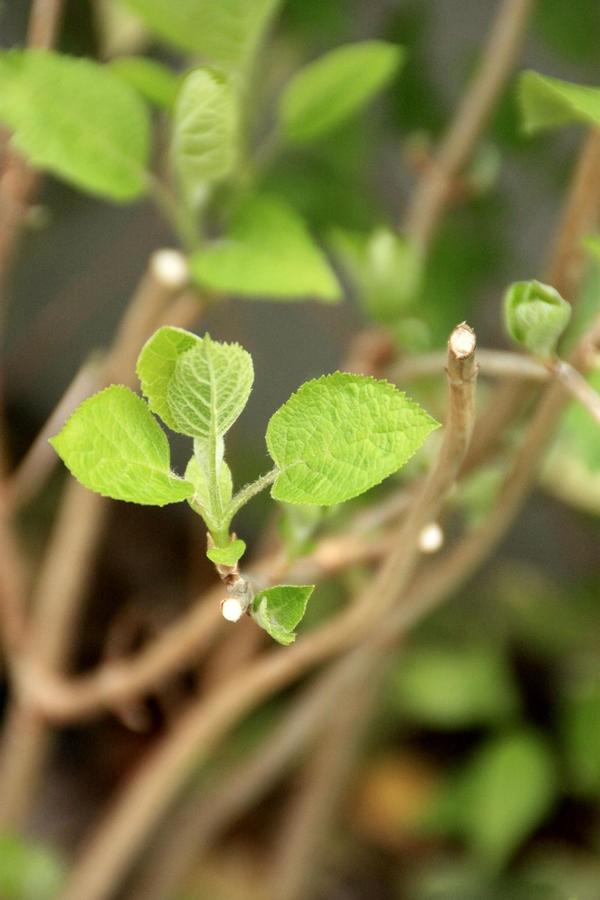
[226, 467, 279, 521]
[403, 0, 536, 249]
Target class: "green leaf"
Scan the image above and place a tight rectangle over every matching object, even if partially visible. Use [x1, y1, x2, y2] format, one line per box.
[266, 373, 439, 505]
[166, 335, 253, 440]
[50, 386, 193, 506]
[185, 453, 233, 516]
[389, 645, 520, 729]
[504, 279, 571, 356]
[280, 41, 404, 143]
[0, 833, 65, 900]
[560, 681, 600, 796]
[109, 56, 180, 109]
[519, 70, 600, 134]
[461, 732, 557, 870]
[206, 538, 246, 566]
[137, 326, 201, 431]
[190, 194, 341, 302]
[251, 584, 314, 645]
[0, 50, 150, 201]
[172, 68, 238, 199]
[119, 0, 281, 71]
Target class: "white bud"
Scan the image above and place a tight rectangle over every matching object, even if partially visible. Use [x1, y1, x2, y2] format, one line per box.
[418, 521, 444, 554]
[151, 249, 188, 290]
[221, 598, 244, 623]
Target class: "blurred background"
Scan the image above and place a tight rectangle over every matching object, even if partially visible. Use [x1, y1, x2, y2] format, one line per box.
[1, 1, 600, 898]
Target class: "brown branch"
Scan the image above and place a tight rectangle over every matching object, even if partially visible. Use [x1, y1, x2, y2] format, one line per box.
[392, 347, 549, 383]
[403, 0, 536, 248]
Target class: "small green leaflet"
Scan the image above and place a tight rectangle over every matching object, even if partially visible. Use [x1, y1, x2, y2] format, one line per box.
[519, 70, 600, 133]
[280, 41, 404, 143]
[110, 56, 180, 110]
[504, 279, 571, 356]
[172, 68, 239, 196]
[50, 386, 193, 506]
[137, 326, 201, 431]
[190, 194, 341, 302]
[166, 335, 254, 439]
[251, 585, 314, 645]
[266, 373, 439, 505]
[206, 538, 246, 566]
[119, 0, 281, 72]
[0, 833, 65, 900]
[0, 50, 150, 201]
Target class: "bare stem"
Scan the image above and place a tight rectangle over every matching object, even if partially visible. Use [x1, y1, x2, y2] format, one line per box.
[403, 0, 535, 248]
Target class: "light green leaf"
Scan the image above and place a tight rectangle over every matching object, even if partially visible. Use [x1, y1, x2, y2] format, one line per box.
[389, 645, 520, 729]
[206, 538, 246, 566]
[166, 334, 254, 439]
[119, 0, 281, 71]
[0, 833, 65, 900]
[50, 386, 193, 506]
[172, 68, 238, 197]
[266, 373, 439, 505]
[504, 279, 571, 356]
[519, 70, 600, 134]
[185, 454, 233, 516]
[137, 326, 201, 431]
[110, 56, 180, 109]
[461, 732, 557, 869]
[190, 194, 341, 302]
[0, 50, 150, 201]
[560, 681, 600, 796]
[280, 41, 404, 143]
[251, 584, 314, 645]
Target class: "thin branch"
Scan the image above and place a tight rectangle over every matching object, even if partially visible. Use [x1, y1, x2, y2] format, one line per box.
[403, 0, 536, 247]
[392, 347, 549, 383]
[551, 359, 600, 426]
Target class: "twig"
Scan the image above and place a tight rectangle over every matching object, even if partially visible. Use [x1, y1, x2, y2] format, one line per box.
[551, 359, 600, 426]
[392, 347, 549, 383]
[403, 0, 536, 248]
[58, 323, 478, 900]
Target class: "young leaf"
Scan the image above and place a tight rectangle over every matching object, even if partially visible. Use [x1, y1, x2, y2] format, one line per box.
[119, 0, 281, 71]
[251, 584, 314, 645]
[504, 279, 571, 356]
[519, 70, 600, 134]
[560, 681, 600, 796]
[280, 41, 404, 143]
[110, 56, 180, 110]
[206, 538, 246, 566]
[50, 386, 193, 506]
[166, 335, 254, 439]
[172, 68, 238, 198]
[185, 454, 233, 516]
[190, 194, 341, 302]
[137, 326, 201, 431]
[266, 373, 439, 505]
[0, 50, 150, 201]
[460, 731, 557, 870]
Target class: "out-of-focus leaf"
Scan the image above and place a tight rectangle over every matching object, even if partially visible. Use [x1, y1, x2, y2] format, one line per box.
[461, 732, 557, 870]
[0, 50, 149, 201]
[190, 194, 341, 302]
[520, 71, 600, 134]
[109, 56, 180, 109]
[560, 680, 600, 796]
[280, 41, 404, 143]
[535, 0, 600, 63]
[388, 644, 519, 728]
[0, 833, 65, 900]
[119, 0, 281, 71]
